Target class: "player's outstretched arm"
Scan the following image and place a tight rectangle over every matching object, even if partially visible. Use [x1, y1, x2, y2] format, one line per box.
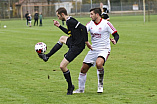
[53, 19, 68, 34]
[53, 19, 60, 27]
[58, 26, 68, 34]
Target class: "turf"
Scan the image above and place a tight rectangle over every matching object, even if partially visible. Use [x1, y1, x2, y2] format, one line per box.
[0, 15, 157, 104]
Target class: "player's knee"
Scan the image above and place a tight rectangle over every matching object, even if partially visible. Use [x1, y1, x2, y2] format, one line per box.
[80, 63, 91, 73]
[96, 62, 103, 69]
[60, 64, 64, 70]
[81, 68, 88, 73]
[59, 36, 67, 44]
[59, 36, 65, 39]
[96, 57, 105, 69]
[59, 36, 65, 41]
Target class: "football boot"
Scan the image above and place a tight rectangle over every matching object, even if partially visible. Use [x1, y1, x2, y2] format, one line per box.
[38, 53, 49, 62]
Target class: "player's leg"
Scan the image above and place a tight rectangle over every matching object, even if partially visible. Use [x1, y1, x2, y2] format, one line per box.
[37, 19, 38, 26]
[60, 58, 74, 95]
[73, 50, 96, 93]
[41, 19, 42, 26]
[40, 19, 42, 26]
[38, 36, 68, 62]
[27, 19, 29, 26]
[96, 57, 105, 93]
[29, 21, 31, 27]
[63, 45, 84, 95]
[34, 19, 37, 26]
[26, 19, 27, 26]
[34, 19, 35, 26]
[96, 50, 110, 93]
[60, 45, 84, 95]
[46, 36, 68, 57]
[73, 63, 91, 93]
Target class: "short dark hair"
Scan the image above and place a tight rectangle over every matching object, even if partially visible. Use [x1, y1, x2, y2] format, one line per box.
[90, 8, 102, 16]
[56, 7, 68, 15]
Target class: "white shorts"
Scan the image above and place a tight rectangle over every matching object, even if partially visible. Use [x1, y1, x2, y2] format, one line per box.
[83, 49, 110, 67]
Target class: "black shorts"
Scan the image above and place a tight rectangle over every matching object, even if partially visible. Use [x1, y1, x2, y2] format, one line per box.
[64, 46, 84, 62]
[65, 38, 84, 62]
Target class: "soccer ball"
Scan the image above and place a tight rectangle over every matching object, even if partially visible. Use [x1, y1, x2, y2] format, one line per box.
[35, 42, 47, 54]
[4, 25, 7, 28]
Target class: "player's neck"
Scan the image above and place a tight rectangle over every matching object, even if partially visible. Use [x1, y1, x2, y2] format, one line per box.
[65, 15, 70, 21]
[95, 17, 102, 24]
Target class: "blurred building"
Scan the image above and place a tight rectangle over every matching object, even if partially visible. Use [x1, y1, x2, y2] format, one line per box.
[15, 0, 75, 19]
[0, 0, 157, 19]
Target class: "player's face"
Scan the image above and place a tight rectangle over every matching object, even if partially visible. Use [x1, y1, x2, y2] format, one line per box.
[90, 11, 97, 22]
[56, 12, 65, 21]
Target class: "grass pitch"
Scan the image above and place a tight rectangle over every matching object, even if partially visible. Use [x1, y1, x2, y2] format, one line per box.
[0, 15, 157, 104]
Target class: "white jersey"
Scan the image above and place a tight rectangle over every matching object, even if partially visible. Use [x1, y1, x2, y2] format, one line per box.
[86, 18, 117, 50]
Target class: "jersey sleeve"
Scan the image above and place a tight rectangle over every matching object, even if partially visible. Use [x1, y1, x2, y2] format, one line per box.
[59, 25, 68, 34]
[107, 21, 117, 34]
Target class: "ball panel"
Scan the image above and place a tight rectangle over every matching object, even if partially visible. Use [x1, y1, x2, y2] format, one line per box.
[35, 42, 47, 54]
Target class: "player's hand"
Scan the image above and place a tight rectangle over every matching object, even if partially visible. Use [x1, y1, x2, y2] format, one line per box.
[85, 41, 93, 50]
[110, 38, 116, 45]
[53, 19, 60, 27]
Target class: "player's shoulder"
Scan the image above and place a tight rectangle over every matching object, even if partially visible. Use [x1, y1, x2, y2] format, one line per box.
[67, 16, 77, 21]
[86, 20, 93, 26]
[67, 16, 78, 24]
[99, 19, 110, 27]
[101, 19, 108, 24]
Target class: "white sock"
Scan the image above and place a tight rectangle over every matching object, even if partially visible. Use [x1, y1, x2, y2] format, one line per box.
[97, 68, 104, 86]
[78, 72, 87, 91]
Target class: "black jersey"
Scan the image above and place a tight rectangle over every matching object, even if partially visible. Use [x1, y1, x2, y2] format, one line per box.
[25, 13, 29, 19]
[101, 12, 109, 20]
[59, 16, 88, 48]
[34, 13, 39, 19]
[27, 16, 31, 21]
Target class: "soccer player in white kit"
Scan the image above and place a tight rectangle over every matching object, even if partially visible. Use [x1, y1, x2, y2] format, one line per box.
[73, 8, 119, 93]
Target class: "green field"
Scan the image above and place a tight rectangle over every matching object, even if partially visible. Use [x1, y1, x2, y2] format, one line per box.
[0, 15, 157, 104]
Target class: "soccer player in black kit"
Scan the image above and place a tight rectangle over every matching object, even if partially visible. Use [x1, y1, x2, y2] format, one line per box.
[100, 2, 110, 21]
[38, 7, 88, 95]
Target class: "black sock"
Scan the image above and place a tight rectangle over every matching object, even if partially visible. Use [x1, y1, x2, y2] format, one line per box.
[46, 41, 63, 57]
[63, 70, 72, 88]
